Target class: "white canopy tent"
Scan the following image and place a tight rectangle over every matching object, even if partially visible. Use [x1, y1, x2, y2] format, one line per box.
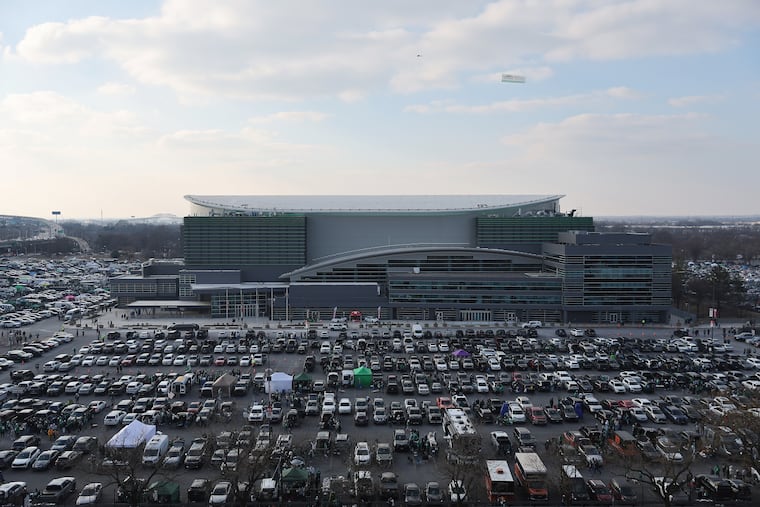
[265, 372, 293, 394]
[106, 420, 157, 449]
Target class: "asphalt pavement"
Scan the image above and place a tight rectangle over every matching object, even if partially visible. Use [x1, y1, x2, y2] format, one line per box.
[0, 309, 756, 506]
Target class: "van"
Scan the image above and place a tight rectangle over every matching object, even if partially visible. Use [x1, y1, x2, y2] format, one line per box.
[72, 435, 98, 454]
[412, 324, 423, 339]
[341, 370, 354, 387]
[258, 478, 279, 500]
[512, 427, 536, 449]
[171, 375, 192, 396]
[142, 434, 170, 466]
[561, 465, 590, 502]
[695, 474, 734, 503]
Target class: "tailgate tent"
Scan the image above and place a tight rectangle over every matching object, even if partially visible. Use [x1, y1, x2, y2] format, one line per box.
[292, 372, 313, 391]
[106, 420, 156, 449]
[353, 366, 372, 388]
[265, 372, 293, 394]
[212, 373, 237, 398]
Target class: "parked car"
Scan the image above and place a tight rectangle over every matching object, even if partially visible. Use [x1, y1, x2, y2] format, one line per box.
[39, 476, 77, 504]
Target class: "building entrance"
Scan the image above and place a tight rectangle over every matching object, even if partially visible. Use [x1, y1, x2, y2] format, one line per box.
[460, 310, 492, 321]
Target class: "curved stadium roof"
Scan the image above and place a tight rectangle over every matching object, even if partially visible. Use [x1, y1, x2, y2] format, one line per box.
[185, 194, 564, 214]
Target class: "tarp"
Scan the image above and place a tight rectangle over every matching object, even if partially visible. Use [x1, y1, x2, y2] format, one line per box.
[281, 467, 309, 483]
[106, 420, 156, 449]
[353, 366, 372, 387]
[212, 373, 236, 398]
[146, 481, 180, 503]
[265, 372, 293, 393]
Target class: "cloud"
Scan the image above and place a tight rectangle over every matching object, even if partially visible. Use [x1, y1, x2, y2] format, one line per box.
[606, 86, 642, 99]
[97, 82, 136, 96]
[0, 91, 144, 138]
[6, 1, 759, 100]
[498, 112, 759, 214]
[404, 87, 640, 114]
[247, 111, 328, 124]
[668, 94, 725, 107]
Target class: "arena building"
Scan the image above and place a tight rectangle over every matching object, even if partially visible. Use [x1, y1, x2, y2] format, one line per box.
[109, 194, 672, 324]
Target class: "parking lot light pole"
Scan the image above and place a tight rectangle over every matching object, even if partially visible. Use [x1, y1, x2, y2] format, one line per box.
[266, 367, 273, 408]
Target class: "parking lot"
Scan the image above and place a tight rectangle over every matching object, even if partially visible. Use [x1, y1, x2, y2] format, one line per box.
[0, 310, 759, 505]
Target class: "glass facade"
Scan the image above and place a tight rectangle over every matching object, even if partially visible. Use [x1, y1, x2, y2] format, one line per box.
[476, 216, 594, 246]
[183, 216, 306, 266]
[388, 278, 562, 305]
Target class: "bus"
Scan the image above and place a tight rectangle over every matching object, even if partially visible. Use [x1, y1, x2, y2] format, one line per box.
[513, 452, 548, 501]
[441, 408, 482, 465]
[485, 460, 515, 504]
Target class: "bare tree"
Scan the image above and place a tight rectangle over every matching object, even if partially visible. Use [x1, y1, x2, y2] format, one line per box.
[623, 451, 695, 507]
[441, 437, 484, 506]
[94, 444, 168, 507]
[206, 427, 281, 507]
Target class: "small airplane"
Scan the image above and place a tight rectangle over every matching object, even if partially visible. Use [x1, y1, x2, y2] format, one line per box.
[501, 74, 526, 83]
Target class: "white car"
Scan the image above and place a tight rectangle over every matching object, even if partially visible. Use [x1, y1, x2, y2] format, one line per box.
[209, 481, 232, 506]
[338, 398, 352, 415]
[354, 441, 371, 466]
[622, 377, 642, 393]
[608, 380, 626, 394]
[322, 398, 336, 414]
[247, 405, 265, 423]
[476, 378, 489, 393]
[88, 400, 107, 413]
[125, 382, 143, 395]
[645, 406, 667, 423]
[104, 410, 127, 426]
[569, 328, 585, 337]
[629, 407, 648, 422]
[507, 403, 526, 423]
[631, 398, 652, 408]
[76, 482, 103, 505]
[11, 446, 41, 469]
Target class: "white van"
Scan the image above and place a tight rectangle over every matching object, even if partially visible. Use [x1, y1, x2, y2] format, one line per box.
[412, 324, 423, 339]
[142, 434, 170, 466]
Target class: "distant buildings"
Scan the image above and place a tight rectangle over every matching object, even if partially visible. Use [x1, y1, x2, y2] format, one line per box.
[109, 194, 672, 324]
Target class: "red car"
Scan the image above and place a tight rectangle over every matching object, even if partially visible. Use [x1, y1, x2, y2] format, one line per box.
[528, 407, 547, 425]
[587, 479, 613, 503]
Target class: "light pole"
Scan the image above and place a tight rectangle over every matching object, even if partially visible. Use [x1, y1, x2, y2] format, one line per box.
[51, 211, 61, 238]
[266, 367, 273, 408]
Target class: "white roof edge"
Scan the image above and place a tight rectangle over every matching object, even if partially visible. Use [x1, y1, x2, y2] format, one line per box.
[184, 194, 564, 213]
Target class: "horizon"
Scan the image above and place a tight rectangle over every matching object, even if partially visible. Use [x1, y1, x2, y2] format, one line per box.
[2, 1, 759, 218]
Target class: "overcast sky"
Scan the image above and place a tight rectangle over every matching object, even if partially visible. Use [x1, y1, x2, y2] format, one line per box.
[1, 0, 759, 219]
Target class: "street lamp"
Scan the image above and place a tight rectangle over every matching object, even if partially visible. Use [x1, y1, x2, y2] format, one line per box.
[266, 367, 273, 408]
[51, 211, 61, 238]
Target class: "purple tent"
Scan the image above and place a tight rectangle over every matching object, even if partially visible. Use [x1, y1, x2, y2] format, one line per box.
[452, 349, 470, 358]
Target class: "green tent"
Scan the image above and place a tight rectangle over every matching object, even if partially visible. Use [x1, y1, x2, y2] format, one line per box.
[146, 481, 181, 504]
[293, 372, 313, 391]
[353, 366, 372, 387]
[281, 467, 309, 483]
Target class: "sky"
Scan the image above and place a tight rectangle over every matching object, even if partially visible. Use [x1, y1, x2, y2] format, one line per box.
[1, 0, 759, 219]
